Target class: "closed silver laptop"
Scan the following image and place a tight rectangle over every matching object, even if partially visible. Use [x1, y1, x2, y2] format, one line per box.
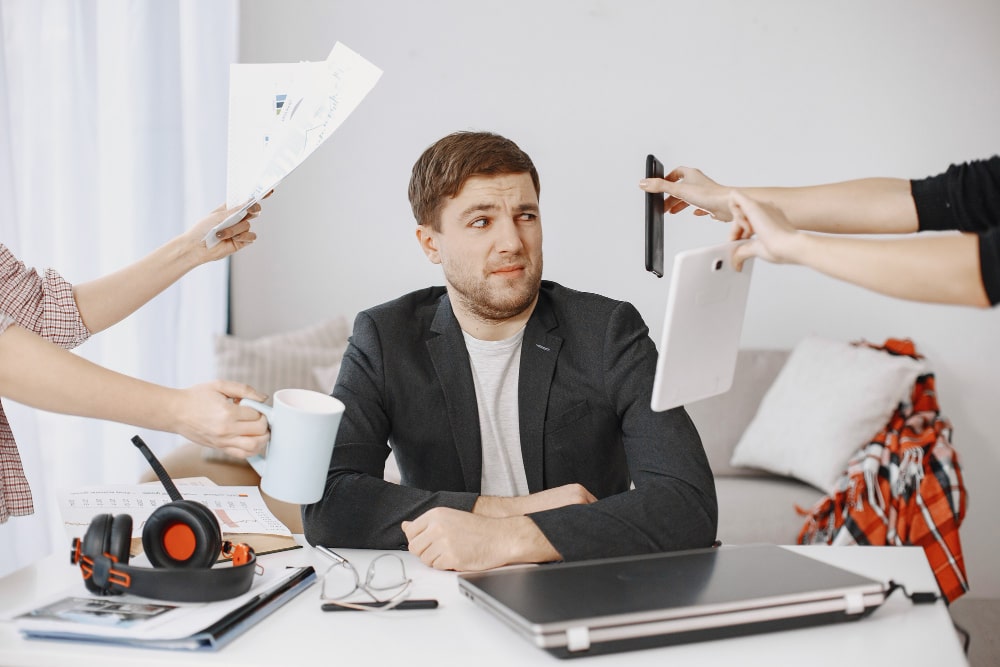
[457, 544, 887, 659]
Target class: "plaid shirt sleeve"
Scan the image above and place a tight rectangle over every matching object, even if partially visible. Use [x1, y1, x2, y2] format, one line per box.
[1, 243, 93, 523]
[0, 244, 92, 348]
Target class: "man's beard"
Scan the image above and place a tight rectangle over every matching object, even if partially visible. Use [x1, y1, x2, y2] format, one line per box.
[447, 259, 542, 324]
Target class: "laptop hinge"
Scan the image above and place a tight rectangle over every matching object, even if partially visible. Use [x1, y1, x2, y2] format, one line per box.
[566, 626, 591, 652]
[844, 591, 865, 615]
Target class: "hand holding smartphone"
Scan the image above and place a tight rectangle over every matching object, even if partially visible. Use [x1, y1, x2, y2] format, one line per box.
[645, 154, 664, 277]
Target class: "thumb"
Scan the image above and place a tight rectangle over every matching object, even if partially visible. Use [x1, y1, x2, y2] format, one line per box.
[731, 240, 758, 272]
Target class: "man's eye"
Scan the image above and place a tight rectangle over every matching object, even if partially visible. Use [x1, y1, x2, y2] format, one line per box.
[470, 218, 489, 228]
[518, 213, 537, 222]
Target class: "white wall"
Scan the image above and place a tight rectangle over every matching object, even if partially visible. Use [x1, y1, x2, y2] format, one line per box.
[235, 0, 1000, 597]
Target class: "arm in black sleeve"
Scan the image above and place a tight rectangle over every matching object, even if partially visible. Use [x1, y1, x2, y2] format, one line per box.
[911, 156, 1000, 305]
[302, 311, 477, 549]
[527, 302, 718, 561]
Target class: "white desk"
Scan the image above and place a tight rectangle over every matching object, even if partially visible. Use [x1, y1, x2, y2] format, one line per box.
[0, 541, 967, 666]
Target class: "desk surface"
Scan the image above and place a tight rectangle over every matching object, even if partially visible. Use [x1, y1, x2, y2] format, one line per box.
[0, 541, 967, 666]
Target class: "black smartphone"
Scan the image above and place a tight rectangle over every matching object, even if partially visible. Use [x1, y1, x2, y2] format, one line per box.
[645, 154, 664, 277]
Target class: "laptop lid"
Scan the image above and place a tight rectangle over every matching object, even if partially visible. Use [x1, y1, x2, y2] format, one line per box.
[457, 545, 887, 659]
[650, 241, 754, 412]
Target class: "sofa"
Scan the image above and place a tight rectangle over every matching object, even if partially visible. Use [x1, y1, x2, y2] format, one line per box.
[685, 348, 823, 545]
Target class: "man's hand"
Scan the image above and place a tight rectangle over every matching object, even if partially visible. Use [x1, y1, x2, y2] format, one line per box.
[401, 507, 560, 571]
[473, 483, 597, 518]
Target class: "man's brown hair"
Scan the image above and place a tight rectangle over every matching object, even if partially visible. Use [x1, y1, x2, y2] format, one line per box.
[408, 131, 540, 230]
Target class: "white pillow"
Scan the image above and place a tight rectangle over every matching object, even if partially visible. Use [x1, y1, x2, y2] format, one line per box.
[204, 317, 350, 464]
[214, 317, 350, 397]
[729, 336, 925, 493]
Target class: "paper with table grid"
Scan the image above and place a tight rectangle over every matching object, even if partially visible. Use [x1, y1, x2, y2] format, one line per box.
[58, 479, 297, 556]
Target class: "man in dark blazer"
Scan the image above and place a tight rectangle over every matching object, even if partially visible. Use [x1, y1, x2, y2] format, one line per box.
[303, 131, 717, 571]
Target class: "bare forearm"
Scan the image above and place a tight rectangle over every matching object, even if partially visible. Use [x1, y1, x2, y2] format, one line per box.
[0, 325, 181, 430]
[473, 483, 596, 518]
[791, 232, 989, 306]
[72, 234, 203, 334]
[740, 178, 918, 234]
[401, 507, 561, 570]
[502, 515, 561, 564]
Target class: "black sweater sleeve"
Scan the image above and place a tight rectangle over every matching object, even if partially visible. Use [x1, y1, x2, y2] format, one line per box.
[910, 156, 1000, 305]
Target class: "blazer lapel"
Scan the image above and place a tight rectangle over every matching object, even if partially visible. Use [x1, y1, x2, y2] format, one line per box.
[519, 294, 562, 493]
[427, 295, 482, 492]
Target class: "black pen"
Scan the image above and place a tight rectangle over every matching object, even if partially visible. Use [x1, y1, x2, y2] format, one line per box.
[322, 599, 439, 612]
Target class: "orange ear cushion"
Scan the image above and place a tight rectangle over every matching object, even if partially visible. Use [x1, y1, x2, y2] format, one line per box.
[142, 501, 221, 569]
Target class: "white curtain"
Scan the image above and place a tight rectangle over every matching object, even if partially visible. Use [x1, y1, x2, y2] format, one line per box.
[0, 0, 238, 576]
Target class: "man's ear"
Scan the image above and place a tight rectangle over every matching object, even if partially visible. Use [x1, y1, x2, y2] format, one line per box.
[415, 225, 441, 264]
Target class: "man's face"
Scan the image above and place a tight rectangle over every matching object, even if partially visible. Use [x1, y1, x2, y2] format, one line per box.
[418, 172, 543, 323]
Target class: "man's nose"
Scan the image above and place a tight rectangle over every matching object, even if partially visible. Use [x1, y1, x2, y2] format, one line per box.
[493, 217, 523, 252]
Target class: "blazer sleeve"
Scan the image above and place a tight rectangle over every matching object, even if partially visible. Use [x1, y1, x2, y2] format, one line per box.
[526, 301, 719, 561]
[302, 310, 477, 550]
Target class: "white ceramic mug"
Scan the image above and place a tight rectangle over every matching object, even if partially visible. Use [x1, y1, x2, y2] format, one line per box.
[241, 388, 345, 505]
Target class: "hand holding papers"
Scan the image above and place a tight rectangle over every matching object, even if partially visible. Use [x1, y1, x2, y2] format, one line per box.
[206, 42, 383, 246]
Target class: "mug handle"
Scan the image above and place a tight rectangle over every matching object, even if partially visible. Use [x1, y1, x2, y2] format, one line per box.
[240, 399, 272, 478]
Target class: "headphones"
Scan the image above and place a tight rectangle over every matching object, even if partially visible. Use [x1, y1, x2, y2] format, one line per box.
[70, 436, 258, 603]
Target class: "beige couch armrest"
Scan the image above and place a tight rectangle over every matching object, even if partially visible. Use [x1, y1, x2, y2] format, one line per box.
[685, 348, 790, 478]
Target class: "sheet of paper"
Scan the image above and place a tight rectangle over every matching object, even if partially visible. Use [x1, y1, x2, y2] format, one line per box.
[59, 483, 292, 540]
[206, 41, 382, 246]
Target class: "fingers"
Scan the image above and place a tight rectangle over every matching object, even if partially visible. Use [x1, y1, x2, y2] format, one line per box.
[401, 518, 436, 566]
[214, 380, 268, 403]
[641, 167, 719, 220]
[216, 218, 250, 240]
[666, 197, 692, 215]
[219, 433, 269, 458]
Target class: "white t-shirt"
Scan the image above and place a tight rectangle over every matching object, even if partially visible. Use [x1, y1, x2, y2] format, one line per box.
[463, 328, 530, 497]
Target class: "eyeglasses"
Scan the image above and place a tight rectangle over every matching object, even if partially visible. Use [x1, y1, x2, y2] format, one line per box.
[317, 548, 412, 611]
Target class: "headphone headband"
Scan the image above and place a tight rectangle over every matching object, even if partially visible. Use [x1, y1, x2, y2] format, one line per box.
[72, 538, 257, 602]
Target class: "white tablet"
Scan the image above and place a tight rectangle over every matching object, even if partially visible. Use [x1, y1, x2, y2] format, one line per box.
[650, 241, 754, 412]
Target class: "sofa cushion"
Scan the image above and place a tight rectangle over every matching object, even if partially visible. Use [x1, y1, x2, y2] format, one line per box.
[686, 348, 790, 478]
[205, 317, 351, 465]
[729, 336, 925, 493]
[715, 476, 823, 545]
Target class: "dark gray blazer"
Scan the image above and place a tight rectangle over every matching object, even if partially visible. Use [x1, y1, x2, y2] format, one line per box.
[302, 281, 718, 561]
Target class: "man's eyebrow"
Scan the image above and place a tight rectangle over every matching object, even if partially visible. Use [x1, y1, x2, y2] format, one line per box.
[459, 202, 500, 218]
[458, 202, 540, 218]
